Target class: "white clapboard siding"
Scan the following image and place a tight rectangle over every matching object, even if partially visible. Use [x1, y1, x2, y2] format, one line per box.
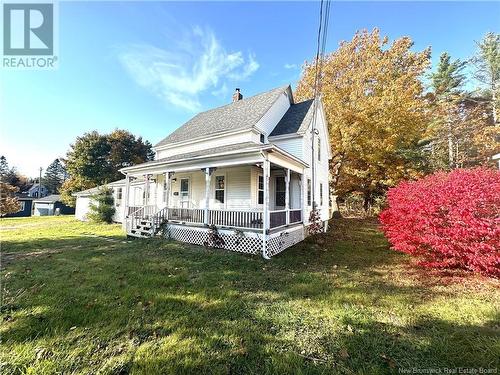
[255, 92, 291, 136]
[300, 107, 331, 222]
[75, 197, 90, 221]
[271, 136, 303, 160]
[225, 167, 252, 209]
[160, 166, 253, 210]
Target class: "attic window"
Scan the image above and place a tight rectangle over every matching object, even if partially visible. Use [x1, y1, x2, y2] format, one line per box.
[260, 134, 265, 143]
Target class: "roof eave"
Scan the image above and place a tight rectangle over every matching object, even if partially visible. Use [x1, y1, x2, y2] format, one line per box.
[120, 146, 266, 174]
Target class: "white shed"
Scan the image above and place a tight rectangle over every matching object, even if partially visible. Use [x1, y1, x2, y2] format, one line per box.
[73, 180, 126, 223]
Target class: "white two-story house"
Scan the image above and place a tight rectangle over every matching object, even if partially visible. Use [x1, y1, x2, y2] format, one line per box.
[119, 85, 332, 258]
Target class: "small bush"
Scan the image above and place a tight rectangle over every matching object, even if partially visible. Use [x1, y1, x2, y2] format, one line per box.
[379, 168, 500, 277]
[88, 187, 116, 224]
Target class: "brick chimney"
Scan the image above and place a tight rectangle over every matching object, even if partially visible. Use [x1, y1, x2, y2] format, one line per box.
[232, 88, 243, 102]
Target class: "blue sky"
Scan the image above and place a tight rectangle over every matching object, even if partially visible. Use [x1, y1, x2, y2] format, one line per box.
[1, 1, 499, 177]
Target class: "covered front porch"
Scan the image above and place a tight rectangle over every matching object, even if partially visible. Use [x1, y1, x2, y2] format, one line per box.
[120, 144, 309, 257]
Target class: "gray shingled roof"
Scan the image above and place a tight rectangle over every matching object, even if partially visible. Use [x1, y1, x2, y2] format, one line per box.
[270, 99, 315, 136]
[135, 142, 264, 168]
[33, 194, 61, 203]
[155, 86, 290, 147]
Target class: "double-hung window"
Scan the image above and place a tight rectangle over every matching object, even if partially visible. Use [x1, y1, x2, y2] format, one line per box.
[258, 175, 264, 205]
[215, 176, 225, 203]
[116, 187, 122, 206]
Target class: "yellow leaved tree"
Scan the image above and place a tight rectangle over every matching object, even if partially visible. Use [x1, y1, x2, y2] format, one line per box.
[295, 29, 431, 210]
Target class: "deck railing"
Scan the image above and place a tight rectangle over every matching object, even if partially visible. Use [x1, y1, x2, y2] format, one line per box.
[167, 208, 205, 224]
[127, 206, 301, 231]
[209, 209, 263, 229]
[127, 205, 156, 217]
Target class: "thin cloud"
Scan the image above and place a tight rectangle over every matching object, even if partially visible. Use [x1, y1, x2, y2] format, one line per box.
[118, 26, 259, 112]
[284, 63, 298, 69]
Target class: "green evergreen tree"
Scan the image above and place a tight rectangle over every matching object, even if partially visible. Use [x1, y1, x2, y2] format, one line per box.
[428, 53, 467, 169]
[430, 52, 467, 97]
[44, 159, 67, 194]
[87, 187, 116, 223]
[471, 32, 500, 126]
[0, 155, 20, 187]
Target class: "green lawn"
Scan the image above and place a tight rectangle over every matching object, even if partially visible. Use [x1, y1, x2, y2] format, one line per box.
[1, 216, 499, 374]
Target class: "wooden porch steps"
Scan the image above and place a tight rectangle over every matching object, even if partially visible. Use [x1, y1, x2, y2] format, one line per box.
[128, 219, 154, 238]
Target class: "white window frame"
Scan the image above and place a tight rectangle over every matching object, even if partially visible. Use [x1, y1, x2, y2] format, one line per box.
[116, 187, 122, 207]
[214, 175, 226, 205]
[307, 179, 311, 206]
[257, 174, 264, 205]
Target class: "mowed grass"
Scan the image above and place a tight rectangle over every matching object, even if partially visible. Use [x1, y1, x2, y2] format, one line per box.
[1, 216, 499, 374]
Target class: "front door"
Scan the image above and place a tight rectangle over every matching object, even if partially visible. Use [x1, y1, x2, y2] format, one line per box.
[180, 178, 190, 208]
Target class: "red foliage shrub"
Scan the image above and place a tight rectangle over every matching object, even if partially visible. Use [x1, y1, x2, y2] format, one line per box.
[379, 168, 500, 277]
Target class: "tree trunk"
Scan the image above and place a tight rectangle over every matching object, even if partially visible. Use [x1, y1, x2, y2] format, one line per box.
[363, 191, 371, 212]
[448, 123, 454, 169]
[492, 82, 498, 127]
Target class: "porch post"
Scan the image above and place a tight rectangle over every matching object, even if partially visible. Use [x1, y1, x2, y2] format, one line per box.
[285, 168, 290, 225]
[165, 172, 173, 220]
[164, 172, 169, 208]
[153, 174, 157, 210]
[144, 174, 149, 206]
[302, 174, 307, 224]
[204, 167, 211, 225]
[122, 174, 131, 229]
[262, 159, 271, 259]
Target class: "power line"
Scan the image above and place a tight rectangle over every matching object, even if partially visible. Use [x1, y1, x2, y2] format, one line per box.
[310, 0, 331, 209]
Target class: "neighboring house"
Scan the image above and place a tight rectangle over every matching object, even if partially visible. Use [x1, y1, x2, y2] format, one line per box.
[33, 195, 75, 216]
[492, 152, 500, 170]
[74, 180, 126, 222]
[119, 85, 332, 258]
[28, 184, 48, 198]
[3, 194, 34, 218]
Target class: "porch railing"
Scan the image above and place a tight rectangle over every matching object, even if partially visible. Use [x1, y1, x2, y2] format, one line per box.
[167, 208, 205, 224]
[127, 206, 301, 232]
[209, 210, 263, 229]
[127, 205, 156, 217]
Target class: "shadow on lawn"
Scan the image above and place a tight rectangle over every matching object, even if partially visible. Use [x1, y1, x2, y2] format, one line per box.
[2, 218, 498, 373]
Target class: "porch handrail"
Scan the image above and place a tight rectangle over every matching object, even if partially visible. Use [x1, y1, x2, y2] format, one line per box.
[127, 205, 156, 218]
[151, 207, 168, 234]
[167, 207, 205, 224]
[209, 209, 263, 229]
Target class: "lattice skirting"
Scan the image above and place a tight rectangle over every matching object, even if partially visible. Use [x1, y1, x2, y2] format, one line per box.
[163, 224, 305, 257]
[266, 226, 305, 257]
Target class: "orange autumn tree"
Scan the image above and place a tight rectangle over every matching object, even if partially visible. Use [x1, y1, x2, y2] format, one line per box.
[296, 29, 431, 210]
[0, 182, 21, 216]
